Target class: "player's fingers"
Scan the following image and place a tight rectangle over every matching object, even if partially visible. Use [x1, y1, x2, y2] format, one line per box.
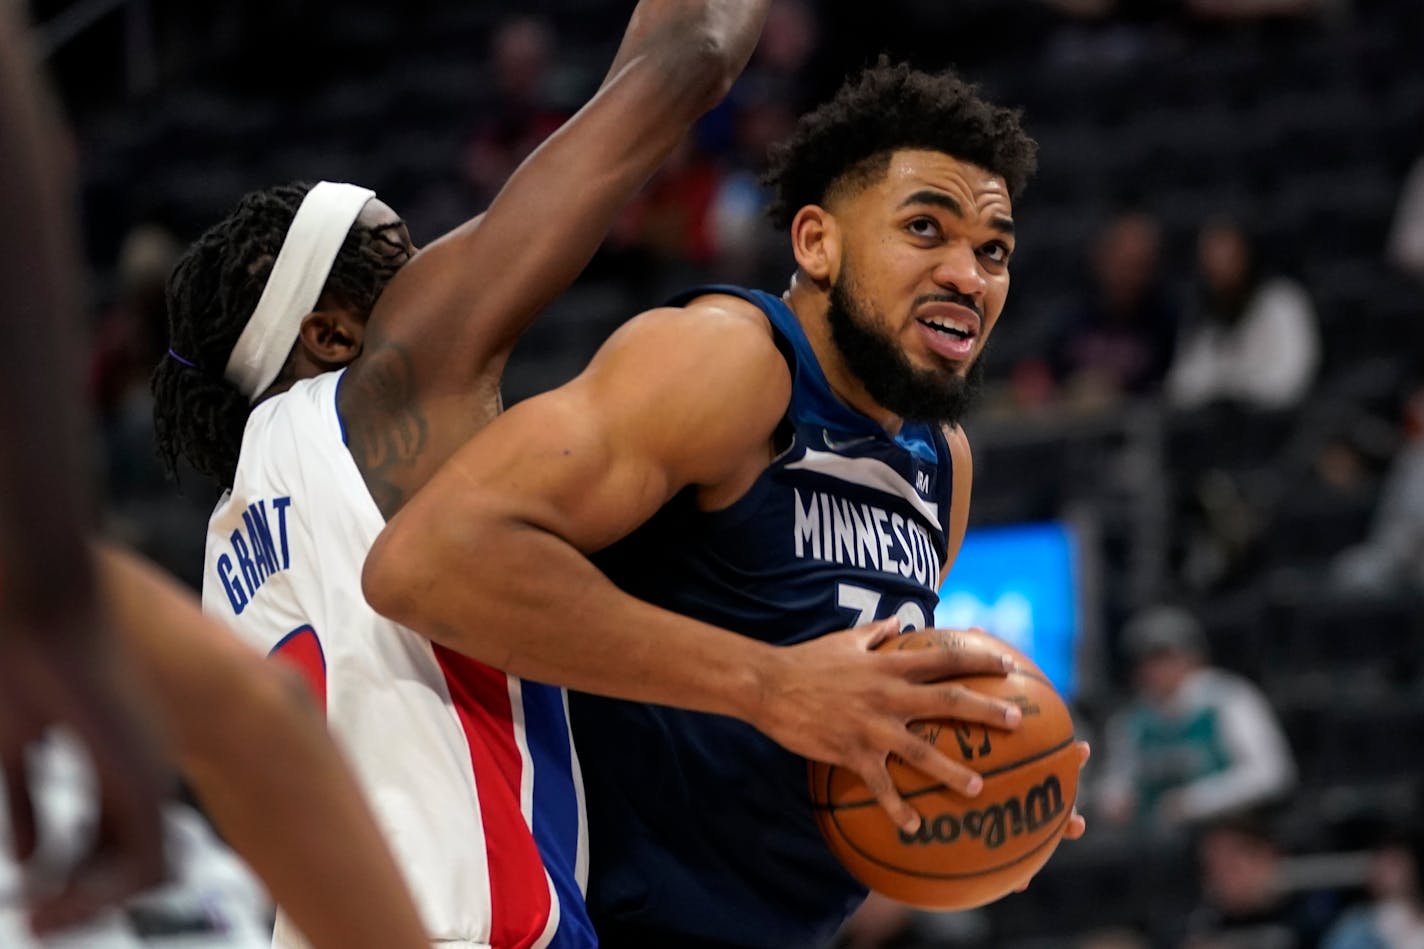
[856, 760, 921, 835]
[853, 617, 901, 652]
[1063, 810, 1086, 840]
[889, 729, 984, 800]
[887, 628, 1015, 681]
[1075, 740, 1091, 766]
[903, 681, 1021, 731]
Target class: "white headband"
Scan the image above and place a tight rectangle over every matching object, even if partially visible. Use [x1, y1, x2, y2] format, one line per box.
[223, 181, 376, 401]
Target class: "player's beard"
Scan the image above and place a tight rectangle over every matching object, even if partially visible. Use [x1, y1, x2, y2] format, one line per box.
[826, 272, 985, 428]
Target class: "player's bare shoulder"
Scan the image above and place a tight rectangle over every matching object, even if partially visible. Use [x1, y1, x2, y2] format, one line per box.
[580, 291, 791, 488]
[940, 422, 973, 478]
[940, 422, 974, 582]
[593, 293, 790, 408]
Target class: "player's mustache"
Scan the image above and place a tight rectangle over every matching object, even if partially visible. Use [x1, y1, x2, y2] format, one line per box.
[912, 292, 982, 321]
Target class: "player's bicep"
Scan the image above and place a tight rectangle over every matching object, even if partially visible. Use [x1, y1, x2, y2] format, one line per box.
[443, 380, 678, 555]
[393, 302, 787, 556]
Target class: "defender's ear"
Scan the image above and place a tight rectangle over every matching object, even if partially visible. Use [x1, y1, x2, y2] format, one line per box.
[296, 301, 364, 371]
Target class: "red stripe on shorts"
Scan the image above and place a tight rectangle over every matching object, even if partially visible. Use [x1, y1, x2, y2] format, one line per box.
[433, 644, 551, 949]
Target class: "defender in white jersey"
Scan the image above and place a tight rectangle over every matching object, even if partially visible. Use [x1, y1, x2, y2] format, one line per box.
[205, 370, 587, 949]
[154, 4, 775, 946]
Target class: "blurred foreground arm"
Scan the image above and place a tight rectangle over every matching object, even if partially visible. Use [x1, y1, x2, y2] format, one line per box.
[0, 7, 168, 931]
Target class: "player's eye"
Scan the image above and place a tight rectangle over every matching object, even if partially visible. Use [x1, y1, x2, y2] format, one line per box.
[980, 241, 1012, 265]
[906, 217, 941, 240]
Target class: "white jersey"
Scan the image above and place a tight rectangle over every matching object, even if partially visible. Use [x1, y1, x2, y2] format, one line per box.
[201, 370, 592, 949]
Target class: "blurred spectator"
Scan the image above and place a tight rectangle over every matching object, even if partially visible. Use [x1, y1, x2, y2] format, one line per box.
[1185, 815, 1339, 949]
[1321, 824, 1424, 949]
[92, 223, 215, 586]
[1331, 385, 1424, 595]
[750, 0, 820, 109]
[1387, 155, 1424, 283]
[1019, 209, 1180, 409]
[711, 96, 796, 285]
[1096, 606, 1296, 833]
[1167, 219, 1320, 411]
[90, 223, 179, 416]
[615, 137, 722, 269]
[601, 134, 728, 300]
[461, 16, 569, 206]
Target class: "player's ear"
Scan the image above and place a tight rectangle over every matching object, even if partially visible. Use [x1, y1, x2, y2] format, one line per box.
[790, 205, 840, 286]
[298, 298, 365, 368]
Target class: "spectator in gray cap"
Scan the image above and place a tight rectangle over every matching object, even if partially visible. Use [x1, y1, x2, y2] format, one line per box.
[1095, 605, 1297, 834]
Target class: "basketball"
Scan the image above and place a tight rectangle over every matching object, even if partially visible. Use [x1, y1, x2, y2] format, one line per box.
[809, 629, 1079, 910]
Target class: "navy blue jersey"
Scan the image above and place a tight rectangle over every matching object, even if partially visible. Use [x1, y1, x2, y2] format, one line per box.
[572, 286, 956, 948]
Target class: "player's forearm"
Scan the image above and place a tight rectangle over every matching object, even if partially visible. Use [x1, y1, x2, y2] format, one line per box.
[602, 0, 773, 111]
[364, 510, 771, 724]
[0, 11, 96, 620]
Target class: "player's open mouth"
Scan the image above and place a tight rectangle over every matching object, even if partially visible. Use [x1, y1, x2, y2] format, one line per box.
[916, 317, 977, 360]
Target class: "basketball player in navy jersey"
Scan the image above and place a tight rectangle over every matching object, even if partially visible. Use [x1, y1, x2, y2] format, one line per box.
[0, 8, 428, 947]
[367, 61, 1089, 948]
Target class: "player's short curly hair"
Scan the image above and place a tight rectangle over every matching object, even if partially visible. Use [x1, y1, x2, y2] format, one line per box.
[762, 59, 1037, 230]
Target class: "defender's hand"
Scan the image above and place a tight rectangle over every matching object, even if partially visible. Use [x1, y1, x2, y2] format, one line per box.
[752, 618, 1022, 833]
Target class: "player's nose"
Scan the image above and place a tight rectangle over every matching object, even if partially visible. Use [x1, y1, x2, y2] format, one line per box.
[930, 242, 987, 302]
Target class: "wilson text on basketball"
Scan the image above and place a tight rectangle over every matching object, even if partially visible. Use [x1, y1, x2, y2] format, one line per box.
[896, 775, 1066, 850]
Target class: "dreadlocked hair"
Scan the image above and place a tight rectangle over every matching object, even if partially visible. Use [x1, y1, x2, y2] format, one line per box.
[762, 58, 1038, 230]
[152, 181, 409, 488]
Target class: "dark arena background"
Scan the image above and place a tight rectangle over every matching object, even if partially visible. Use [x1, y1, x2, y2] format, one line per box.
[34, 0, 1424, 946]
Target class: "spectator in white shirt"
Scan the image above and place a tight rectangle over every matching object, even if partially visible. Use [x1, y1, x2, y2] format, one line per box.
[1168, 219, 1321, 411]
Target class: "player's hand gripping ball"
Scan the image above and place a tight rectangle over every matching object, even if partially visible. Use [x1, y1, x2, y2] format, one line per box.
[809, 629, 1079, 909]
